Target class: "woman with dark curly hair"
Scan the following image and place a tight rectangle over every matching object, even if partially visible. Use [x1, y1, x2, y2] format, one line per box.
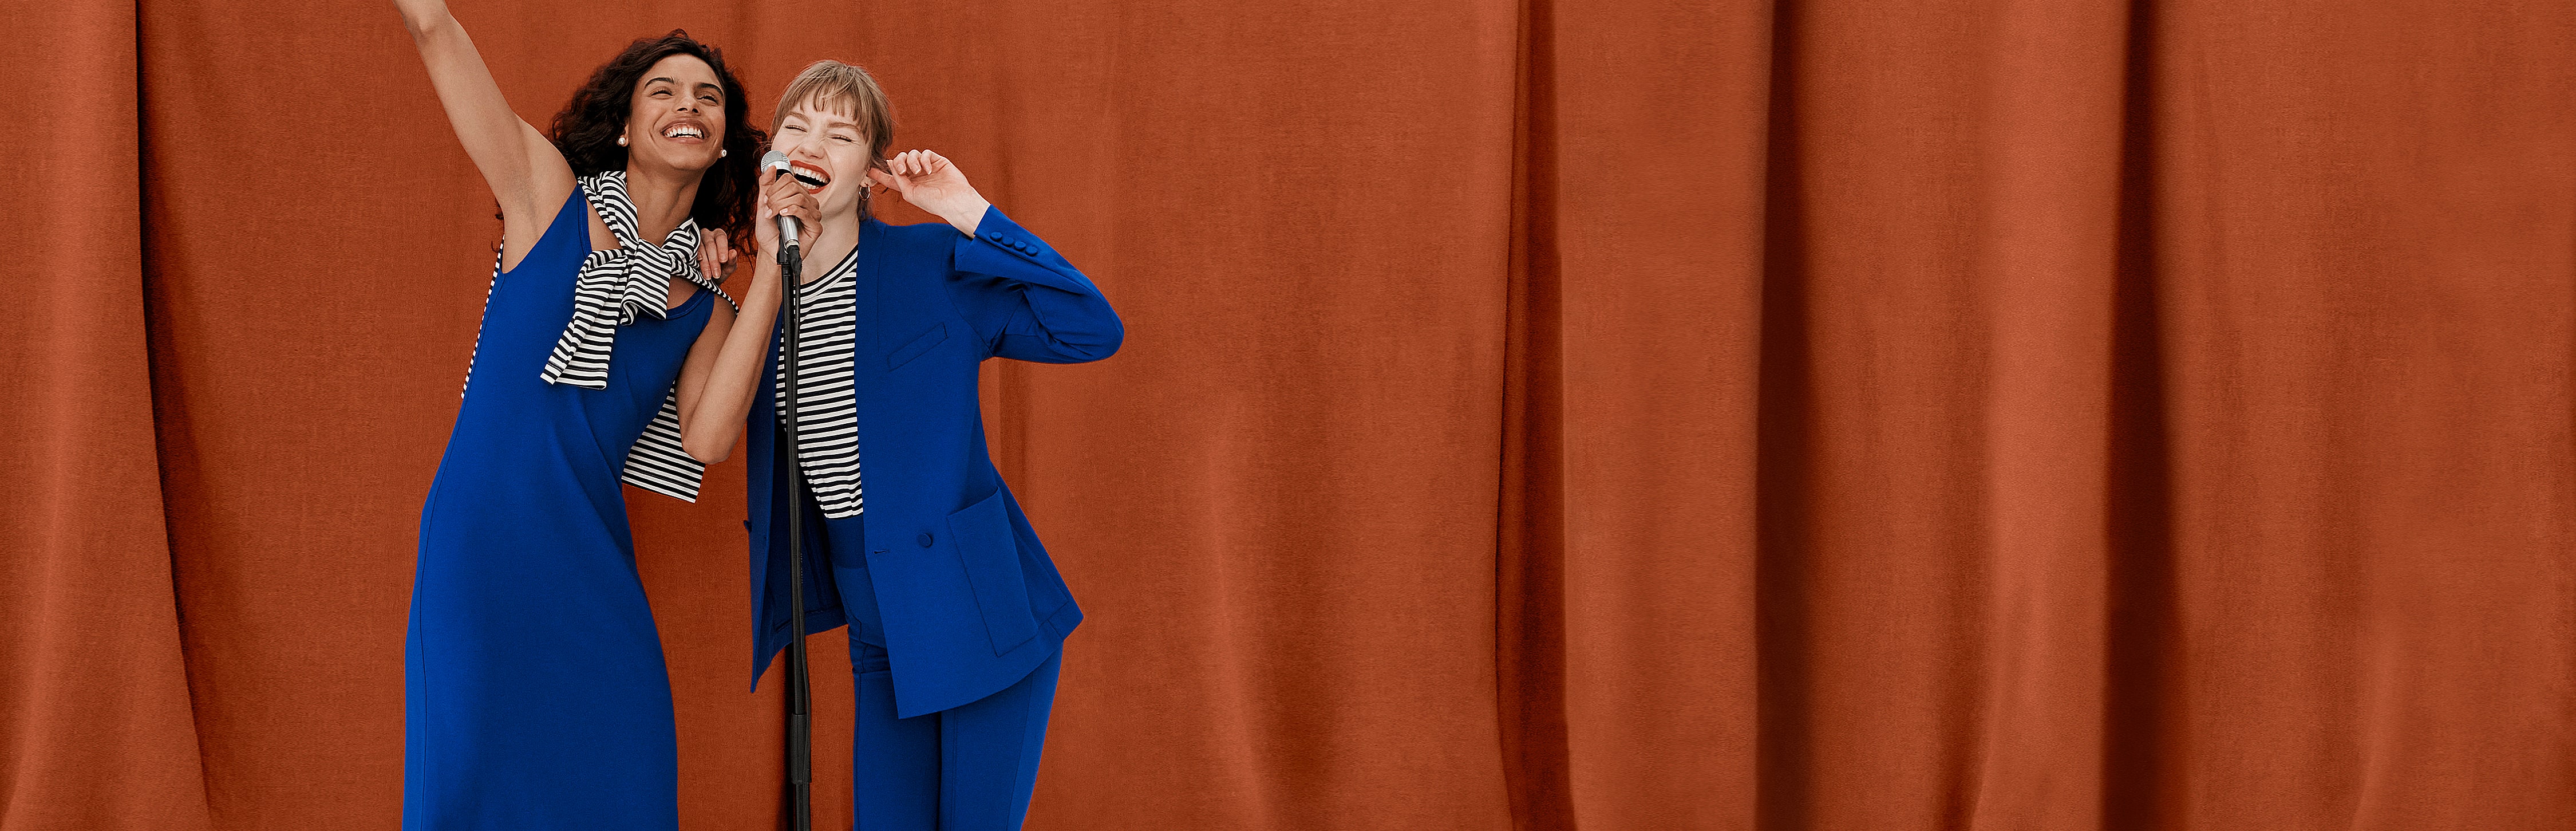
[392, 1, 791, 826]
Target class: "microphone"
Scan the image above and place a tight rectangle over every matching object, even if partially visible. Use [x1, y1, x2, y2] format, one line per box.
[762, 150, 800, 262]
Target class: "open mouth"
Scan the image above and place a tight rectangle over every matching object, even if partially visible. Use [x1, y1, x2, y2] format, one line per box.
[788, 160, 831, 190]
[661, 121, 708, 143]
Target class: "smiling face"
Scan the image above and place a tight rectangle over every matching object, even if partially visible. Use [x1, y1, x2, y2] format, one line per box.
[769, 96, 876, 222]
[622, 54, 728, 175]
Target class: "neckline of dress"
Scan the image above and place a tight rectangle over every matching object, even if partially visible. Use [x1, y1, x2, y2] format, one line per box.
[577, 175, 717, 314]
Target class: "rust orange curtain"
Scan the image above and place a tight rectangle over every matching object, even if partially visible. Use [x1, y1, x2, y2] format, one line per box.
[5, 0, 2571, 828]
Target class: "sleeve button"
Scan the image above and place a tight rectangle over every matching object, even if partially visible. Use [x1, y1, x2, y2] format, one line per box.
[917, 532, 935, 548]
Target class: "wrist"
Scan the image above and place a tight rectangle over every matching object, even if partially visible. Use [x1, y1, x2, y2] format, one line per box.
[943, 197, 991, 236]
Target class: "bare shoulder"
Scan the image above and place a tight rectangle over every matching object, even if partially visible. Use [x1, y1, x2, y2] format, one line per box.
[498, 134, 583, 270]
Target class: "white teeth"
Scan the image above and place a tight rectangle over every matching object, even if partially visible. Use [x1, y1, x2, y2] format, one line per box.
[663, 124, 704, 139]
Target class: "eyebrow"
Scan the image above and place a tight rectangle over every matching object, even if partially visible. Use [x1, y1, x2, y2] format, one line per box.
[787, 112, 860, 131]
[645, 77, 725, 99]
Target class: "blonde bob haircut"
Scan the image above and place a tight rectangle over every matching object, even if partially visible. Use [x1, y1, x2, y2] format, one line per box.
[771, 60, 896, 178]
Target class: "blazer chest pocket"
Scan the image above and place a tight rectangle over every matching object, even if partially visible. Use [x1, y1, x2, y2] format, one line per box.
[887, 322, 947, 371]
[945, 487, 1040, 655]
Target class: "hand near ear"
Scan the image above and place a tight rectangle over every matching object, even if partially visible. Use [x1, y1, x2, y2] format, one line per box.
[867, 149, 992, 235]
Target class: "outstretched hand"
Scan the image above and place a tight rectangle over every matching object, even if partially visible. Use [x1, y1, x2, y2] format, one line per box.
[866, 149, 991, 235]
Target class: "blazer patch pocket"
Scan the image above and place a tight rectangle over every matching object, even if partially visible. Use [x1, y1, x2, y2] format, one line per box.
[945, 487, 1040, 655]
[886, 322, 947, 371]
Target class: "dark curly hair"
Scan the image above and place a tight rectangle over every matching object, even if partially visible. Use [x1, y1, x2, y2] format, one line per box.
[547, 30, 764, 262]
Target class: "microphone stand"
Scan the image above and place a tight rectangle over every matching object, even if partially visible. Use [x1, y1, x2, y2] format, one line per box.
[778, 236, 812, 831]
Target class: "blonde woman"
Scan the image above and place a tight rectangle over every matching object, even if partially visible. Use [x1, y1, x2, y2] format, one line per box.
[690, 60, 1122, 828]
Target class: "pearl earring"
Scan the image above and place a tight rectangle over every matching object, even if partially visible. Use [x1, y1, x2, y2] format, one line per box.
[720, 149, 728, 157]
[617, 135, 628, 147]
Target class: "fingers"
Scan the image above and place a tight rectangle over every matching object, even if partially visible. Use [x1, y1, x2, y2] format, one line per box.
[773, 178, 818, 212]
[766, 180, 820, 233]
[783, 200, 821, 228]
[878, 149, 955, 181]
[763, 170, 800, 198]
[759, 171, 805, 220]
[706, 229, 734, 265]
[779, 192, 820, 247]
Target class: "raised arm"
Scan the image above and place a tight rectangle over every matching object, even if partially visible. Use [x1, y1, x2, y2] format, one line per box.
[395, 0, 578, 269]
[875, 149, 1124, 364]
[943, 206, 1124, 364]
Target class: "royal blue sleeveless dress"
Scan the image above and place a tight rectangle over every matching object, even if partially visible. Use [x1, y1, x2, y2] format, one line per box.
[405, 187, 712, 829]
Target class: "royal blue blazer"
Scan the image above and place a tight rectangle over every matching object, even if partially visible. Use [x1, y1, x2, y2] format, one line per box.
[743, 204, 1121, 718]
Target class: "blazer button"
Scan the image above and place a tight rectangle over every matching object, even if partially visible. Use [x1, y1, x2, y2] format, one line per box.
[918, 532, 935, 548]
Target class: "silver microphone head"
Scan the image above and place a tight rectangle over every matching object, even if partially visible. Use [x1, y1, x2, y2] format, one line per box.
[764, 150, 830, 188]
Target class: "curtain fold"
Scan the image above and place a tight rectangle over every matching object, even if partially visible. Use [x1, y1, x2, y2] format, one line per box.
[0, 3, 215, 830]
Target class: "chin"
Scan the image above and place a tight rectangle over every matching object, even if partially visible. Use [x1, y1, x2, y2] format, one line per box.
[640, 145, 723, 174]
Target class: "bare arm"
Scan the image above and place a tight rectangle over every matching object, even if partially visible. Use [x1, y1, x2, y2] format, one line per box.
[678, 171, 821, 463]
[396, 0, 577, 270]
[676, 263, 780, 464]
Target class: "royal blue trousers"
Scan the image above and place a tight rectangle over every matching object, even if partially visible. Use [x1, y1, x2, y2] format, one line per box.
[797, 493, 1061, 830]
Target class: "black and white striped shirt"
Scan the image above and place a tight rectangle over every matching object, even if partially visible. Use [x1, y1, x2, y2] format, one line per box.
[778, 246, 865, 518]
[461, 171, 736, 503]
